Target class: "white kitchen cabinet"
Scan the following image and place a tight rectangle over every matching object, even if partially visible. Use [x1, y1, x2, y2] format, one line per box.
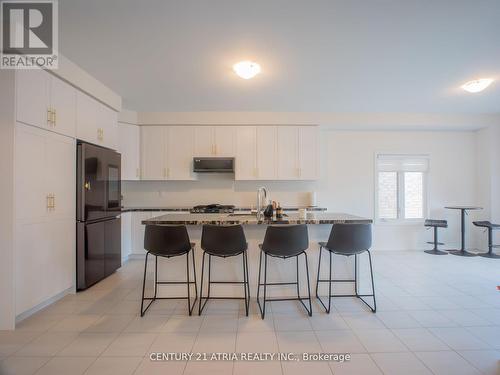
[76, 91, 98, 143]
[76, 91, 118, 149]
[277, 126, 299, 180]
[213, 126, 235, 156]
[16, 70, 76, 138]
[141, 126, 196, 180]
[194, 126, 214, 156]
[16, 69, 50, 131]
[121, 212, 132, 260]
[131, 211, 151, 254]
[50, 77, 76, 137]
[118, 123, 140, 180]
[14, 123, 75, 315]
[235, 126, 257, 180]
[140, 126, 165, 180]
[167, 126, 195, 180]
[99, 104, 118, 150]
[257, 126, 278, 179]
[276, 126, 318, 180]
[194, 126, 235, 157]
[298, 126, 319, 180]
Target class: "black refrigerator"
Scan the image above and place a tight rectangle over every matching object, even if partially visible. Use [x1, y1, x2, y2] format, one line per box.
[76, 141, 122, 290]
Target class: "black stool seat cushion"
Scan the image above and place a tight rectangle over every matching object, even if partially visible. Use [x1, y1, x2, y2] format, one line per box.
[424, 219, 448, 228]
[260, 224, 309, 258]
[144, 225, 193, 257]
[473, 221, 500, 229]
[201, 224, 248, 257]
[320, 224, 372, 255]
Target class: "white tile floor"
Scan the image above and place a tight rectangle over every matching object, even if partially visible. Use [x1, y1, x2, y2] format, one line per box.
[1, 251, 499, 375]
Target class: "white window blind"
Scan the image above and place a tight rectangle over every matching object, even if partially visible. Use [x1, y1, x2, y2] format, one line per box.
[377, 155, 429, 172]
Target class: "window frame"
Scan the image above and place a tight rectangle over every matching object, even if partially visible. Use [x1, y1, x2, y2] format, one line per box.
[374, 153, 430, 225]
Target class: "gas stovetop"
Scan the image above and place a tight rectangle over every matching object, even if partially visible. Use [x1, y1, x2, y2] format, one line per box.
[190, 204, 235, 214]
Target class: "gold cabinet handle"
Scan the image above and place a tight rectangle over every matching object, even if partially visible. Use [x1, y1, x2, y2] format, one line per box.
[84, 181, 91, 190]
[46, 194, 51, 210]
[52, 109, 56, 126]
[52, 194, 55, 209]
[47, 108, 53, 126]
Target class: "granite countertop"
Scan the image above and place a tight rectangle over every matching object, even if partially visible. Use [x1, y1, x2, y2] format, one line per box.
[142, 212, 372, 225]
[122, 206, 327, 213]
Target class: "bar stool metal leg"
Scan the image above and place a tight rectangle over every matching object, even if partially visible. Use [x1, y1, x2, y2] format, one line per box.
[316, 250, 376, 313]
[185, 250, 198, 316]
[316, 245, 333, 313]
[199, 251, 251, 316]
[258, 251, 312, 319]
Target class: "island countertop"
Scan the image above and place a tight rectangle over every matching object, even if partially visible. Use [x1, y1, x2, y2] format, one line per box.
[142, 212, 372, 225]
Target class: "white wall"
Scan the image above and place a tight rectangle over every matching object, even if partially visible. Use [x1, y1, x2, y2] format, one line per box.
[123, 128, 479, 251]
[0, 70, 16, 330]
[476, 125, 500, 250]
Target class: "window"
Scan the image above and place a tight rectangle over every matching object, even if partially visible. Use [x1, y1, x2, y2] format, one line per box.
[376, 154, 429, 222]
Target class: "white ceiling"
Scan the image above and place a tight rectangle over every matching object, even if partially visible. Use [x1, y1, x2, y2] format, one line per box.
[60, 0, 500, 114]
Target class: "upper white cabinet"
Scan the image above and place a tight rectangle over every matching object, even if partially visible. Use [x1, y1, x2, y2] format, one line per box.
[76, 91, 118, 149]
[140, 126, 165, 180]
[167, 126, 195, 180]
[16, 69, 76, 138]
[298, 126, 319, 180]
[277, 126, 318, 180]
[257, 126, 278, 180]
[140, 125, 318, 181]
[194, 126, 235, 157]
[118, 123, 140, 180]
[141, 126, 195, 180]
[235, 126, 257, 180]
[277, 126, 299, 180]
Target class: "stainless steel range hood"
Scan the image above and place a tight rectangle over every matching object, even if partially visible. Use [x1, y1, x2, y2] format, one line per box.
[193, 157, 235, 173]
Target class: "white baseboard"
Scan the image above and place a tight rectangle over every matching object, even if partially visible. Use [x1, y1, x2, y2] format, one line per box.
[15, 286, 74, 324]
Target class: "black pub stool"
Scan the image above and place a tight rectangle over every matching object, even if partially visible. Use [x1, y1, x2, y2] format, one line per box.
[316, 224, 376, 313]
[473, 221, 500, 259]
[257, 225, 312, 319]
[198, 225, 250, 316]
[424, 219, 448, 255]
[141, 225, 197, 316]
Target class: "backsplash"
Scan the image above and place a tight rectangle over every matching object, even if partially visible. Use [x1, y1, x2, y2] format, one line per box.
[122, 174, 319, 208]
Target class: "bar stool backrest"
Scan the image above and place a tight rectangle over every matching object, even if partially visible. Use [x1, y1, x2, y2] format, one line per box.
[201, 224, 248, 256]
[261, 224, 309, 257]
[326, 224, 372, 254]
[144, 225, 192, 256]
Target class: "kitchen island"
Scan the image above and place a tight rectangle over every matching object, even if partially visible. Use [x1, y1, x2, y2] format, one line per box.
[141, 212, 373, 299]
[142, 212, 372, 226]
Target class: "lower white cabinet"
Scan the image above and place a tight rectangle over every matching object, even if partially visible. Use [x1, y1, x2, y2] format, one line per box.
[14, 123, 75, 315]
[131, 211, 151, 254]
[121, 212, 132, 260]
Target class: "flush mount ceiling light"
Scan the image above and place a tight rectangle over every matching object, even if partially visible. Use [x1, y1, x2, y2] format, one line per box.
[461, 78, 494, 93]
[233, 61, 261, 79]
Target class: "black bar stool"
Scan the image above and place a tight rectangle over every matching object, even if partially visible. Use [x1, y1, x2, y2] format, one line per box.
[141, 225, 197, 316]
[424, 219, 448, 255]
[473, 221, 500, 259]
[257, 224, 312, 319]
[198, 224, 250, 316]
[316, 223, 376, 313]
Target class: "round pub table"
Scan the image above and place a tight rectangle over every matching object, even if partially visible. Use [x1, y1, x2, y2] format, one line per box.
[444, 206, 483, 257]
